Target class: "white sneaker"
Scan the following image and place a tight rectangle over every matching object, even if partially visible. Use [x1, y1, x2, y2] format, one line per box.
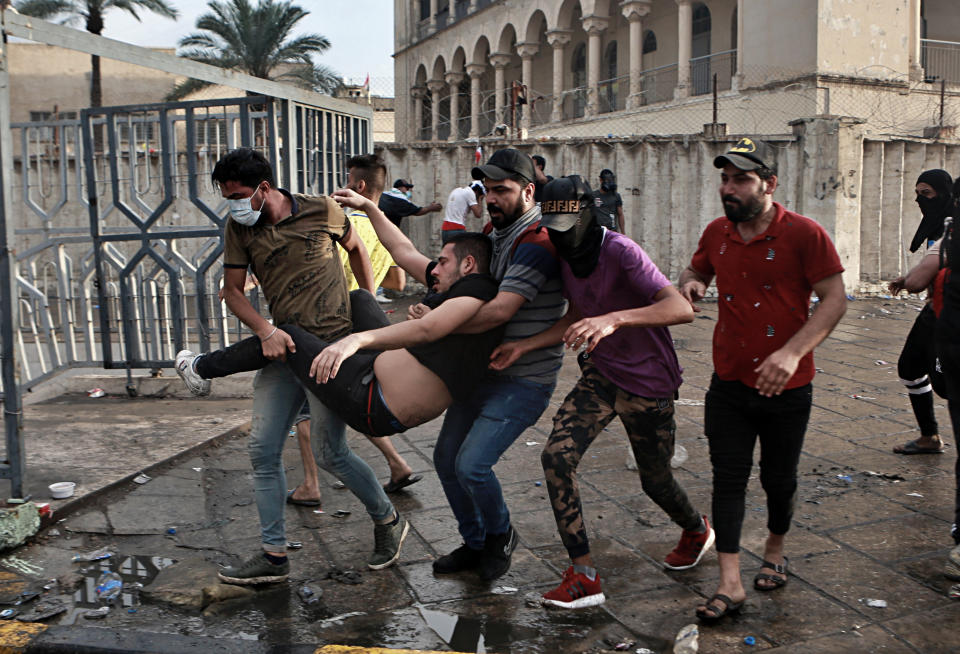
[175, 350, 210, 396]
[375, 294, 392, 304]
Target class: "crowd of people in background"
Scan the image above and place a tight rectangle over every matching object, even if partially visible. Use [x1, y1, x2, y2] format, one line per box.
[175, 142, 960, 621]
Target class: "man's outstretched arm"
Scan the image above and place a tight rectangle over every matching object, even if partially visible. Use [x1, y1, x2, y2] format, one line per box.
[333, 189, 431, 285]
[310, 295, 485, 382]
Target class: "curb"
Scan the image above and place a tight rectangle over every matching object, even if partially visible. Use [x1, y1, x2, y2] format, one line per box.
[0, 622, 471, 654]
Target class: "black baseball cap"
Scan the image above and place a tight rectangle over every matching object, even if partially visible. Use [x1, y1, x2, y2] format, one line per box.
[539, 176, 593, 232]
[713, 138, 777, 173]
[472, 148, 536, 185]
[393, 178, 414, 189]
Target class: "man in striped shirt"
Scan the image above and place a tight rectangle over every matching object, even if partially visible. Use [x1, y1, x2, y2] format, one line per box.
[425, 148, 565, 581]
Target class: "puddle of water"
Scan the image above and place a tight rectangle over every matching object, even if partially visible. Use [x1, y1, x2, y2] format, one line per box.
[61, 554, 176, 624]
[418, 605, 539, 654]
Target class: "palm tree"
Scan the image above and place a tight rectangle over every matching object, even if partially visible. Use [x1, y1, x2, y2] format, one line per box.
[167, 0, 341, 100]
[14, 0, 179, 107]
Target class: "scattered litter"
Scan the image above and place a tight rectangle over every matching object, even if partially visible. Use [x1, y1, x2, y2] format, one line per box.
[312, 509, 325, 514]
[3, 557, 44, 576]
[166, 527, 177, 535]
[72, 547, 113, 562]
[331, 510, 351, 518]
[287, 541, 303, 550]
[87, 388, 105, 398]
[384, 309, 395, 314]
[331, 481, 346, 489]
[744, 636, 756, 646]
[94, 572, 123, 601]
[875, 360, 889, 365]
[525, 441, 539, 446]
[13, 590, 39, 605]
[83, 606, 111, 620]
[49, 482, 75, 499]
[298, 585, 322, 605]
[491, 586, 518, 594]
[18, 598, 67, 622]
[535, 481, 542, 487]
[208, 417, 224, 424]
[319, 611, 366, 627]
[635, 649, 655, 654]
[327, 568, 363, 585]
[613, 642, 634, 651]
[675, 399, 705, 406]
[47, 529, 60, 537]
[860, 598, 887, 608]
[132, 473, 151, 485]
[673, 623, 699, 653]
[907, 492, 924, 498]
[837, 475, 852, 482]
[949, 584, 960, 599]
[0, 609, 17, 619]
[671, 444, 689, 468]
[849, 394, 876, 400]
[127, 608, 137, 613]
[192, 467, 202, 472]
[35, 503, 51, 518]
[815, 367, 824, 372]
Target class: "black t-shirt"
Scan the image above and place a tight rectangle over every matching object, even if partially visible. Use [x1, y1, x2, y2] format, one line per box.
[407, 271, 503, 400]
[592, 190, 622, 231]
[534, 175, 554, 202]
[378, 193, 421, 227]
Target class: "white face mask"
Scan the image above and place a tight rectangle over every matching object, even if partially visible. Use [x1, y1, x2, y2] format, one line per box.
[404, 190, 412, 199]
[227, 185, 265, 226]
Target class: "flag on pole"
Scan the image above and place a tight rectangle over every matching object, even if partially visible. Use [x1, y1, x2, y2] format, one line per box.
[474, 144, 483, 164]
[362, 74, 370, 103]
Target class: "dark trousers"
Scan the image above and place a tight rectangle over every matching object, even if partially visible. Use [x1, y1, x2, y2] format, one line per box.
[935, 341, 960, 543]
[898, 304, 945, 437]
[705, 374, 812, 553]
[195, 290, 404, 436]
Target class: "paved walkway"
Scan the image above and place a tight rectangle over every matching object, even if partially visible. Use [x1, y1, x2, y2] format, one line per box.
[1, 296, 958, 653]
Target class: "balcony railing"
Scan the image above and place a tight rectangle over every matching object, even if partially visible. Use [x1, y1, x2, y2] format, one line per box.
[690, 49, 736, 96]
[922, 39, 960, 83]
[639, 63, 679, 105]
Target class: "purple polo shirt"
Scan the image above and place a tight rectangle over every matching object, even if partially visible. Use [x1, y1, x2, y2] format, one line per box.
[561, 230, 683, 398]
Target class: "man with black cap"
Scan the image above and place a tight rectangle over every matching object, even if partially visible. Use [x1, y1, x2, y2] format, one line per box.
[490, 175, 714, 609]
[593, 169, 624, 233]
[678, 137, 847, 622]
[888, 169, 954, 455]
[425, 148, 565, 581]
[378, 178, 442, 227]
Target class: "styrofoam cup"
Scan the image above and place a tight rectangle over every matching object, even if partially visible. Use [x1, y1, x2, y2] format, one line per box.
[49, 482, 75, 499]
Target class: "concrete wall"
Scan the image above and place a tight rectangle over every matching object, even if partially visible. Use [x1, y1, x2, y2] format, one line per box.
[378, 118, 960, 293]
[816, 0, 911, 79]
[740, 0, 817, 83]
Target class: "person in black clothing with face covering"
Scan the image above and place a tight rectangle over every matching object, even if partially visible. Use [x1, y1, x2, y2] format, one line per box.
[592, 169, 625, 233]
[889, 169, 954, 455]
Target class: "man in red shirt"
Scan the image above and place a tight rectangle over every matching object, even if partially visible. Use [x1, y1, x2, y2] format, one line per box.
[679, 138, 847, 622]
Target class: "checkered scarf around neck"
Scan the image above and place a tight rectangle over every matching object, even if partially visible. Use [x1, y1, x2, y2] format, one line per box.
[490, 204, 541, 281]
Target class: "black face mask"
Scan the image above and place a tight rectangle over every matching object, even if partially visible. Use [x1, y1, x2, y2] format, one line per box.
[600, 173, 617, 193]
[911, 169, 955, 252]
[547, 207, 604, 278]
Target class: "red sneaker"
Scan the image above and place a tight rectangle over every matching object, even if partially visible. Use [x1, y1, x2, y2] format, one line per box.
[541, 566, 606, 609]
[664, 516, 715, 570]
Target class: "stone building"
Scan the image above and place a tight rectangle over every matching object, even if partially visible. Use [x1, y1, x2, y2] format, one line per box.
[392, 0, 960, 141]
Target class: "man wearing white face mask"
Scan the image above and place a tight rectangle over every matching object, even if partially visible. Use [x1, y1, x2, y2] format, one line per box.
[186, 148, 409, 585]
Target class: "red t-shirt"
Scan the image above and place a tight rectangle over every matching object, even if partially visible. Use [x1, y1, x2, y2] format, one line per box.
[689, 202, 844, 390]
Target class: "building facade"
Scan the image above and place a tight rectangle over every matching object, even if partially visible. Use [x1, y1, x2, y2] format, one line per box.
[392, 0, 960, 141]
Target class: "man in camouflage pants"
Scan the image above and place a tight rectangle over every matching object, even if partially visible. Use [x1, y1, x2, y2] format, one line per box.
[491, 176, 714, 609]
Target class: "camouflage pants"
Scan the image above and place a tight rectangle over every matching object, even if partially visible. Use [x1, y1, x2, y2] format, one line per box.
[542, 358, 702, 559]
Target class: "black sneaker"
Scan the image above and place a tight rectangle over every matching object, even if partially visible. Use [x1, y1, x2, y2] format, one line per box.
[218, 552, 289, 585]
[479, 526, 519, 581]
[433, 544, 483, 574]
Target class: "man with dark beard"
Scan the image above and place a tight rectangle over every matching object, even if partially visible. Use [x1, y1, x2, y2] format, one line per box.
[678, 138, 847, 622]
[490, 176, 714, 609]
[419, 148, 564, 581]
[889, 169, 953, 455]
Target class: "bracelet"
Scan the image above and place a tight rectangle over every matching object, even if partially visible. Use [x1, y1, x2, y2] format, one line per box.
[261, 327, 278, 342]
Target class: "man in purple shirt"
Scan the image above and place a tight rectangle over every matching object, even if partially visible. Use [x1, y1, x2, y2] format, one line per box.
[491, 176, 714, 609]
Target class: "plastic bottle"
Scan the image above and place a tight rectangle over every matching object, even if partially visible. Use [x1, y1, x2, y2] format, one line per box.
[94, 572, 123, 601]
[673, 624, 699, 654]
[671, 444, 689, 468]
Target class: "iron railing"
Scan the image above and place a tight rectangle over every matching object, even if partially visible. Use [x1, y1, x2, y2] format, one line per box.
[922, 39, 960, 83]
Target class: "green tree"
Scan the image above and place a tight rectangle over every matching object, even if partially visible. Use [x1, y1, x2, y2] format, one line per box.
[167, 0, 341, 100]
[14, 0, 179, 107]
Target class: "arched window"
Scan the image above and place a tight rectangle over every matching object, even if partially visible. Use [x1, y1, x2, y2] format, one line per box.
[642, 29, 657, 55]
[691, 3, 712, 95]
[571, 43, 587, 118]
[603, 41, 618, 112]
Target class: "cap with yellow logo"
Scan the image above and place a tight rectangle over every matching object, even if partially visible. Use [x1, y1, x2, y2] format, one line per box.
[713, 137, 776, 173]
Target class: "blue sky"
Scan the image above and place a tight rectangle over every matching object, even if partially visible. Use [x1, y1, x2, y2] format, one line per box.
[99, 0, 396, 87]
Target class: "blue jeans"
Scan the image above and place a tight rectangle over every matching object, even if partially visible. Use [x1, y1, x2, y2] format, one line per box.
[249, 362, 394, 553]
[434, 376, 554, 550]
